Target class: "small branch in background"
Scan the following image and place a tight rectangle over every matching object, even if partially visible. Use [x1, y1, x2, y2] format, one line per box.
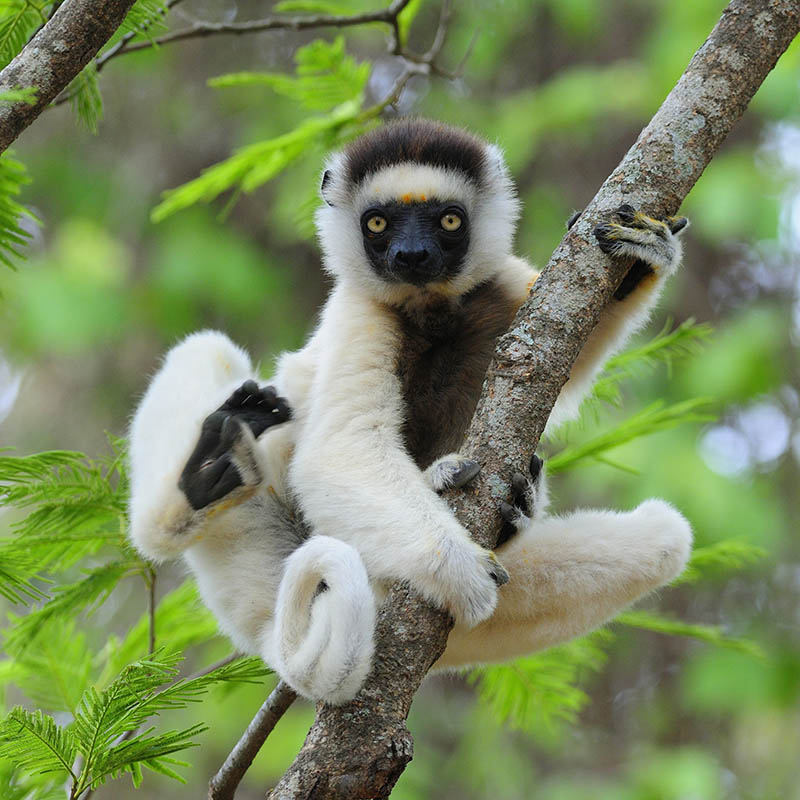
[207, 680, 298, 800]
[95, 0, 185, 74]
[103, 0, 414, 61]
[145, 566, 156, 654]
[184, 651, 243, 683]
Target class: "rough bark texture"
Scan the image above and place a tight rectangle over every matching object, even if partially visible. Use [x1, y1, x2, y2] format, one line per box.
[0, 0, 137, 154]
[268, 2, 799, 797]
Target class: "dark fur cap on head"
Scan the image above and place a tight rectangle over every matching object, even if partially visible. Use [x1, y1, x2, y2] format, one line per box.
[341, 118, 490, 188]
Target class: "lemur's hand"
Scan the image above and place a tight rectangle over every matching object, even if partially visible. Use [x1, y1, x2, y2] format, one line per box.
[179, 381, 291, 510]
[594, 204, 688, 300]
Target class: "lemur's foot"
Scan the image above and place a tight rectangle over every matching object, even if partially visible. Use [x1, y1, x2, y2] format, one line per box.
[594, 204, 688, 300]
[426, 538, 509, 628]
[424, 453, 481, 492]
[179, 381, 291, 510]
[498, 454, 547, 546]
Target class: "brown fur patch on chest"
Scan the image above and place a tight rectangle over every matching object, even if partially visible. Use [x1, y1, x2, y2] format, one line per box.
[390, 280, 522, 469]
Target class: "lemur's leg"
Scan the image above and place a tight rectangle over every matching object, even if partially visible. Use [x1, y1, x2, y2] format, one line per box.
[127, 331, 290, 561]
[549, 205, 688, 429]
[179, 380, 290, 510]
[436, 495, 692, 669]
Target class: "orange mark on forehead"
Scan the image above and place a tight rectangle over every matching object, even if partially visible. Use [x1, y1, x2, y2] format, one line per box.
[399, 192, 427, 204]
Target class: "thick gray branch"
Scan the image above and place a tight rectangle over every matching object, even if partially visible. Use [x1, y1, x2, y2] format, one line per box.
[0, 0, 137, 153]
[268, 1, 799, 797]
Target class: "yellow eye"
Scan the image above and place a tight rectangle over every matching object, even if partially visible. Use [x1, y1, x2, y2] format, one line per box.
[440, 212, 462, 232]
[366, 215, 387, 234]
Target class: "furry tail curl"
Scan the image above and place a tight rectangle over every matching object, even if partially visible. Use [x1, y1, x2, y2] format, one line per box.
[271, 535, 376, 704]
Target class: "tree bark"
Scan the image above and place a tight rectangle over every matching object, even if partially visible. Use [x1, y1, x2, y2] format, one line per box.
[0, 0, 137, 154]
[268, 1, 800, 797]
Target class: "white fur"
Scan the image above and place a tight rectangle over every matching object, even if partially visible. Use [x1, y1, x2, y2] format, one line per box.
[127, 127, 692, 705]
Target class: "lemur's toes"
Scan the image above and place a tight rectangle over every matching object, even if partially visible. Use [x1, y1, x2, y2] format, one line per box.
[487, 553, 510, 587]
[449, 458, 482, 488]
[530, 454, 543, 481]
[668, 215, 689, 235]
[566, 209, 582, 230]
[499, 501, 518, 525]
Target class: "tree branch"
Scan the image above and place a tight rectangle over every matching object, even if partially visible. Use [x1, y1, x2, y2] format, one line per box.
[0, 0, 138, 154]
[208, 680, 298, 800]
[109, 0, 414, 59]
[267, 1, 800, 797]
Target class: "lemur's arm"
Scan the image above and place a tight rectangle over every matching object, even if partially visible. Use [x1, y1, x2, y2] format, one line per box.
[289, 287, 507, 627]
[548, 206, 687, 429]
[127, 331, 296, 561]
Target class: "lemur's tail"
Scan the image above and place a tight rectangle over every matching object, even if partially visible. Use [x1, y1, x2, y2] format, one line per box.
[271, 535, 376, 704]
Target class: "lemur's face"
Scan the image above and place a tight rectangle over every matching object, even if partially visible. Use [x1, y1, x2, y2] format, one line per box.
[359, 199, 470, 286]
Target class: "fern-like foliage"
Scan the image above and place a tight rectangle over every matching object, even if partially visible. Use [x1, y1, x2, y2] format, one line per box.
[470, 632, 612, 733]
[546, 396, 715, 474]
[117, 0, 168, 42]
[210, 37, 370, 112]
[0, 443, 131, 605]
[616, 610, 765, 659]
[152, 99, 368, 222]
[67, 63, 103, 133]
[152, 35, 378, 222]
[0, 708, 78, 781]
[0, 0, 48, 70]
[0, 149, 34, 269]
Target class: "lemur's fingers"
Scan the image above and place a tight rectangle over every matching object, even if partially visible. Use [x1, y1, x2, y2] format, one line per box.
[594, 204, 688, 299]
[566, 209, 582, 230]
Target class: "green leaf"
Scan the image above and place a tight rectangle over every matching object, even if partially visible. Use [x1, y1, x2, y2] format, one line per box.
[471, 632, 612, 732]
[0, 1, 44, 70]
[590, 319, 713, 409]
[547, 397, 715, 474]
[0, 86, 37, 105]
[11, 618, 94, 713]
[72, 651, 267, 791]
[0, 446, 130, 584]
[210, 36, 370, 112]
[678, 539, 767, 584]
[100, 580, 219, 681]
[396, 0, 424, 47]
[118, 0, 169, 42]
[0, 708, 77, 780]
[0, 150, 34, 268]
[67, 63, 103, 133]
[6, 560, 138, 651]
[152, 100, 366, 221]
[616, 610, 765, 659]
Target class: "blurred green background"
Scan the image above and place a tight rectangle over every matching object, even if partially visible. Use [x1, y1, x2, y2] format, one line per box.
[1, 0, 799, 798]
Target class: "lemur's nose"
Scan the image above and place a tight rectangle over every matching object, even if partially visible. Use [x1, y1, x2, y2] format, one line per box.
[394, 248, 430, 269]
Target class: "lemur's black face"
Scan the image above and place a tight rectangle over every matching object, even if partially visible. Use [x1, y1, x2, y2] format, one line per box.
[360, 201, 470, 286]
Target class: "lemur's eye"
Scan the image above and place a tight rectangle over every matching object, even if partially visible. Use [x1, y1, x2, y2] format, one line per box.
[440, 212, 462, 232]
[366, 215, 388, 234]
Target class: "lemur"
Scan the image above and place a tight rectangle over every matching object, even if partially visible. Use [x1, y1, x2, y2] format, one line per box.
[128, 119, 693, 704]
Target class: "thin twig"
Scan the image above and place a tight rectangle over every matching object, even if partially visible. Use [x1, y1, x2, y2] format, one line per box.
[208, 681, 298, 800]
[145, 566, 156, 654]
[107, 0, 413, 59]
[184, 651, 243, 682]
[95, 0, 185, 73]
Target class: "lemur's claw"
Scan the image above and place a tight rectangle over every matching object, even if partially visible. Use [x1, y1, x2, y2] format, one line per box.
[450, 458, 482, 488]
[487, 554, 510, 587]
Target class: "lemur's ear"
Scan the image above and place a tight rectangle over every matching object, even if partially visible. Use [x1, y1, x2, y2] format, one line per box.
[320, 169, 335, 207]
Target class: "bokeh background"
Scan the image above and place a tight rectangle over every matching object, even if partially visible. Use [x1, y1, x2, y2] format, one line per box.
[1, 1, 799, 798]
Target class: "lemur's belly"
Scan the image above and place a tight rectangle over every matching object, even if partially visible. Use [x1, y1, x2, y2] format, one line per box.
[392, 279, 521, 468]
